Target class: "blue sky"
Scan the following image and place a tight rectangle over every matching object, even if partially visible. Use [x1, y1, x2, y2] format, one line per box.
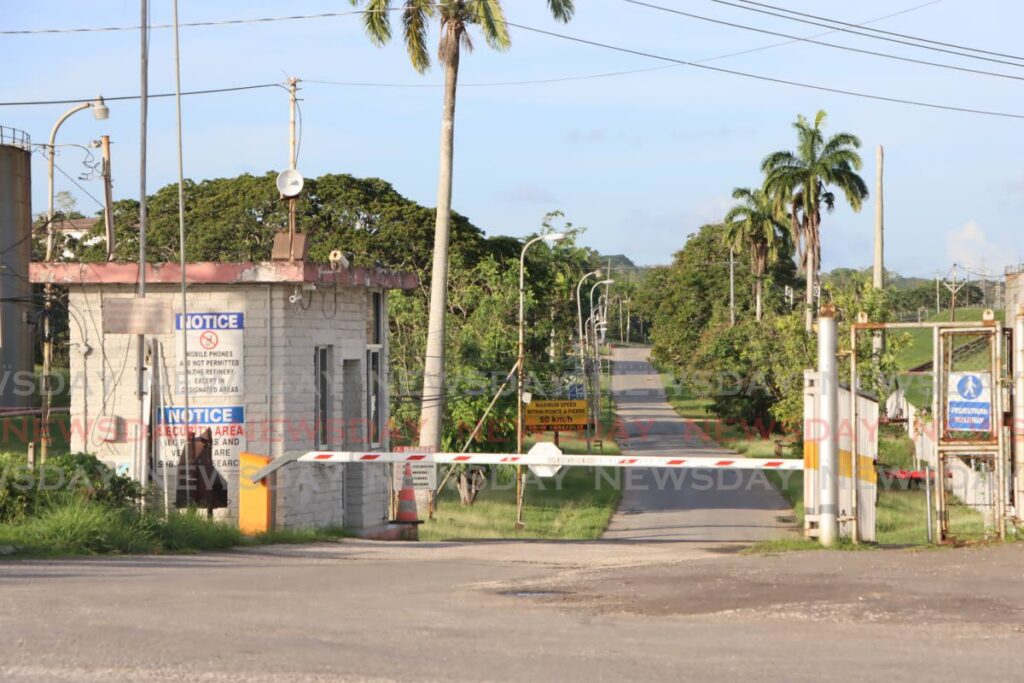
[3, 0, 1023, 276]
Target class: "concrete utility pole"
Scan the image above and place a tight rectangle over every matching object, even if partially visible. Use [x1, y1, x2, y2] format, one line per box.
[817, 304, 840, 547]
[287, 76, 299, 261]
[138, 0, 149, 494]
[101, 136, 115, 260]
[872, 145, 884, 357]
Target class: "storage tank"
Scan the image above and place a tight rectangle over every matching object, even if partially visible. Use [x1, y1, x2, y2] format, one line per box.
[0, 127, 35, 408]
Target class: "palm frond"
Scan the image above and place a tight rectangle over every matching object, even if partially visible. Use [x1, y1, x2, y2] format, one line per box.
[469, 0, 511, 51]
[354, 0, 393, 47]
[547, 0, 576, 22]
[402, 0, 434, 71]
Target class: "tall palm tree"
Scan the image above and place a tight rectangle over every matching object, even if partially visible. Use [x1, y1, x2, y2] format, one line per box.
[762, 110, 868, 332]
[348, 1, 575, 451]
[723, 187, 787, 323]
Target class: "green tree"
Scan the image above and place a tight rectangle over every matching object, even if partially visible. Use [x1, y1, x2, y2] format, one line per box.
[346, 0, 575, 453]
[762, 110, 868, 332]
[723, 187, 788, 323]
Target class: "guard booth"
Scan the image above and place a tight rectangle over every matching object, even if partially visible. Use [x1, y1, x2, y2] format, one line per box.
[30, 260, 418, 534]
[803, 371, 879, 542]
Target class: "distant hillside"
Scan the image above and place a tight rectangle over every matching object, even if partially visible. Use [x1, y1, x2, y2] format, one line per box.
[822, 267, 929, 291]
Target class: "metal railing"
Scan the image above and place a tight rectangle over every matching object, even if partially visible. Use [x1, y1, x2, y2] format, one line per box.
[0, 126, 31, 150]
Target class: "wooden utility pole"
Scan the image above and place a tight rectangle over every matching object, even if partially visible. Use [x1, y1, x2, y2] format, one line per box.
[101, 136, 115, 260]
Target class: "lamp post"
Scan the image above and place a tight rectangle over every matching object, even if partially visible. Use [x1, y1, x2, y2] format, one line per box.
[575, 269, 601, 451]
[516, 232, 565, 528]
[41, 96, 109, 463]
[590, 280, 614, 435]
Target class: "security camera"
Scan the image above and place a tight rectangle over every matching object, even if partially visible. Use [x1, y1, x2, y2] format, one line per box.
[328, 249, 349, 270]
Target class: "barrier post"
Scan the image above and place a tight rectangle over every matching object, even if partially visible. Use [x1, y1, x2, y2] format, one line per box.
[817, 305, 840, 547]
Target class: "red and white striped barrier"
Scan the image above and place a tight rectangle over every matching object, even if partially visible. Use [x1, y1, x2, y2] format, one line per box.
[297, 443, 803, 471]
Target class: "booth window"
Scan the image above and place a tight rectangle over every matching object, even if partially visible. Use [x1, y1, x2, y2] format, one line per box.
[366, 348, 382, 447]
[314, 345, 333, 449]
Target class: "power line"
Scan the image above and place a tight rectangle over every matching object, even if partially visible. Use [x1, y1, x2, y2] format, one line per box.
[0, 0, 950, 106]
[503, 21, 1024, 120]
[0, 82, 281, 107]
[706, 0, 1024, 69]
[727, 0, 1024, 63]
[620, 0, 1024, 83]
[0, 8, 416, 35]
[309, 1, 944, 89]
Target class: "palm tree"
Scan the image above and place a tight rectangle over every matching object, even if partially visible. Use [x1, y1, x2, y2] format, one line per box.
[762, 110, 868, 332]
[723, 187, 787, 323]
[348, 0, 575, 452]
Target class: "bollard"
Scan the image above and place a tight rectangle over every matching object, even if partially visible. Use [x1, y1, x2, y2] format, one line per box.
[817, 305, 841, 547]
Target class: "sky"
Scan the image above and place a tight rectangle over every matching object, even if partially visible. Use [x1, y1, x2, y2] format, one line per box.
[2, 0, 1023, 277]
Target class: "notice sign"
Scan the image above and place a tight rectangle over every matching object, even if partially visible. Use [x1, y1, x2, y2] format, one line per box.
[524, 399, 589, 431]
[155, 405, 246, 482]
[947, 372, 992, 432]
[175, 312, 244, 397]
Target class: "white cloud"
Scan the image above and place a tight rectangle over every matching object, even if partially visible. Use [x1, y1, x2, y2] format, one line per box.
[945, 220, 1018, 273]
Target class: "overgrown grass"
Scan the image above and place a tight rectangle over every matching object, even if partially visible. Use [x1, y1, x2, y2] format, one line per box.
[878, 424, 916, 470]
[421, 467, 621, 541]
[424, 361, 623, 541]
[0, 502, 243, 557]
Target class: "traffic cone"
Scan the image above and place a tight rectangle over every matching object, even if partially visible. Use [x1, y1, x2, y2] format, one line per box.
[393, 463, 423, 540]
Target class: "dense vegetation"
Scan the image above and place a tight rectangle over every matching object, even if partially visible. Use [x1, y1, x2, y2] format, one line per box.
[54, 173, 605, 460]
[639, 111, 906, 434]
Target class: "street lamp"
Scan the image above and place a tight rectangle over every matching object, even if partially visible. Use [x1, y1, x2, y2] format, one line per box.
[515, 232, 565, 528]
[575, 269, 602, 356]
[40, 96, 109, 462]
[589, 279, 614, 435]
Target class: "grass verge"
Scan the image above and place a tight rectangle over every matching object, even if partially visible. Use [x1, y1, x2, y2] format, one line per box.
[423, 356, 622, 541]
[0, 501, 356, 559]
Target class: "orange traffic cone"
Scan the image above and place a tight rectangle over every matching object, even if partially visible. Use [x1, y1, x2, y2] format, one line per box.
[393, 463, 423, 540]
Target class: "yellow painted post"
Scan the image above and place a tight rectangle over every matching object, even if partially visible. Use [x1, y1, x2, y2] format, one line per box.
[239, 452, 272, 535]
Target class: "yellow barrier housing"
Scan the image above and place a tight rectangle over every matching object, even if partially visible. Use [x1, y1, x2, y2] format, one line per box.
[239, 452, 273, 535]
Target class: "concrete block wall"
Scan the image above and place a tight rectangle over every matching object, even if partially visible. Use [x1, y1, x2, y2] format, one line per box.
[66, 280, 391, 532]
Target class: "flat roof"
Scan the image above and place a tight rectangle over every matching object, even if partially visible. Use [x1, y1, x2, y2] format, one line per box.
[29, 261, 418, 290]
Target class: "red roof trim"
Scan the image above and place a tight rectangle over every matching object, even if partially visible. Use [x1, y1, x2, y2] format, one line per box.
[28, 261, 418, 290]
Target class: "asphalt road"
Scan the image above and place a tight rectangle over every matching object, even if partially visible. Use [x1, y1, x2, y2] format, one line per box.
[3, 540, 1023, 682]
[603, 346, 797, 543]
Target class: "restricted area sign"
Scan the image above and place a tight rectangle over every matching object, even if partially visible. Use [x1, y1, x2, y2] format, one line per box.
[947, 371, 992, 432]
[524, 399, 589, 431]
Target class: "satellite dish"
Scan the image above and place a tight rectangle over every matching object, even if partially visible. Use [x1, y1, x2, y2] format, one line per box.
[276, 168, 305, 198]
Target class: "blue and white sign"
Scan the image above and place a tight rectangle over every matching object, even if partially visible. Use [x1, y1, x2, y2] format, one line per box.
[947, 372, 992, 432]
[567, 383, 586, 400]
[175, 311, 245, 397]
[156, 405, 247, 474]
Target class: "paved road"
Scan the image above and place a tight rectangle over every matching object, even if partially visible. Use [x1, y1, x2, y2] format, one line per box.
[602, 346, 797, 543]
[3, 540, 1023, 682]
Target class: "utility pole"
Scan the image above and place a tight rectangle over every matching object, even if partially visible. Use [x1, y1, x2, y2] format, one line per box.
[100, 136, 115, 260]
[137, 0, 149, 494]
[872, 145, 884, 357]
[287, 76, 299, 261]
[935, 274, 940, 316]
[729, 248, 736, 327]
[944, 266, 964, 322]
